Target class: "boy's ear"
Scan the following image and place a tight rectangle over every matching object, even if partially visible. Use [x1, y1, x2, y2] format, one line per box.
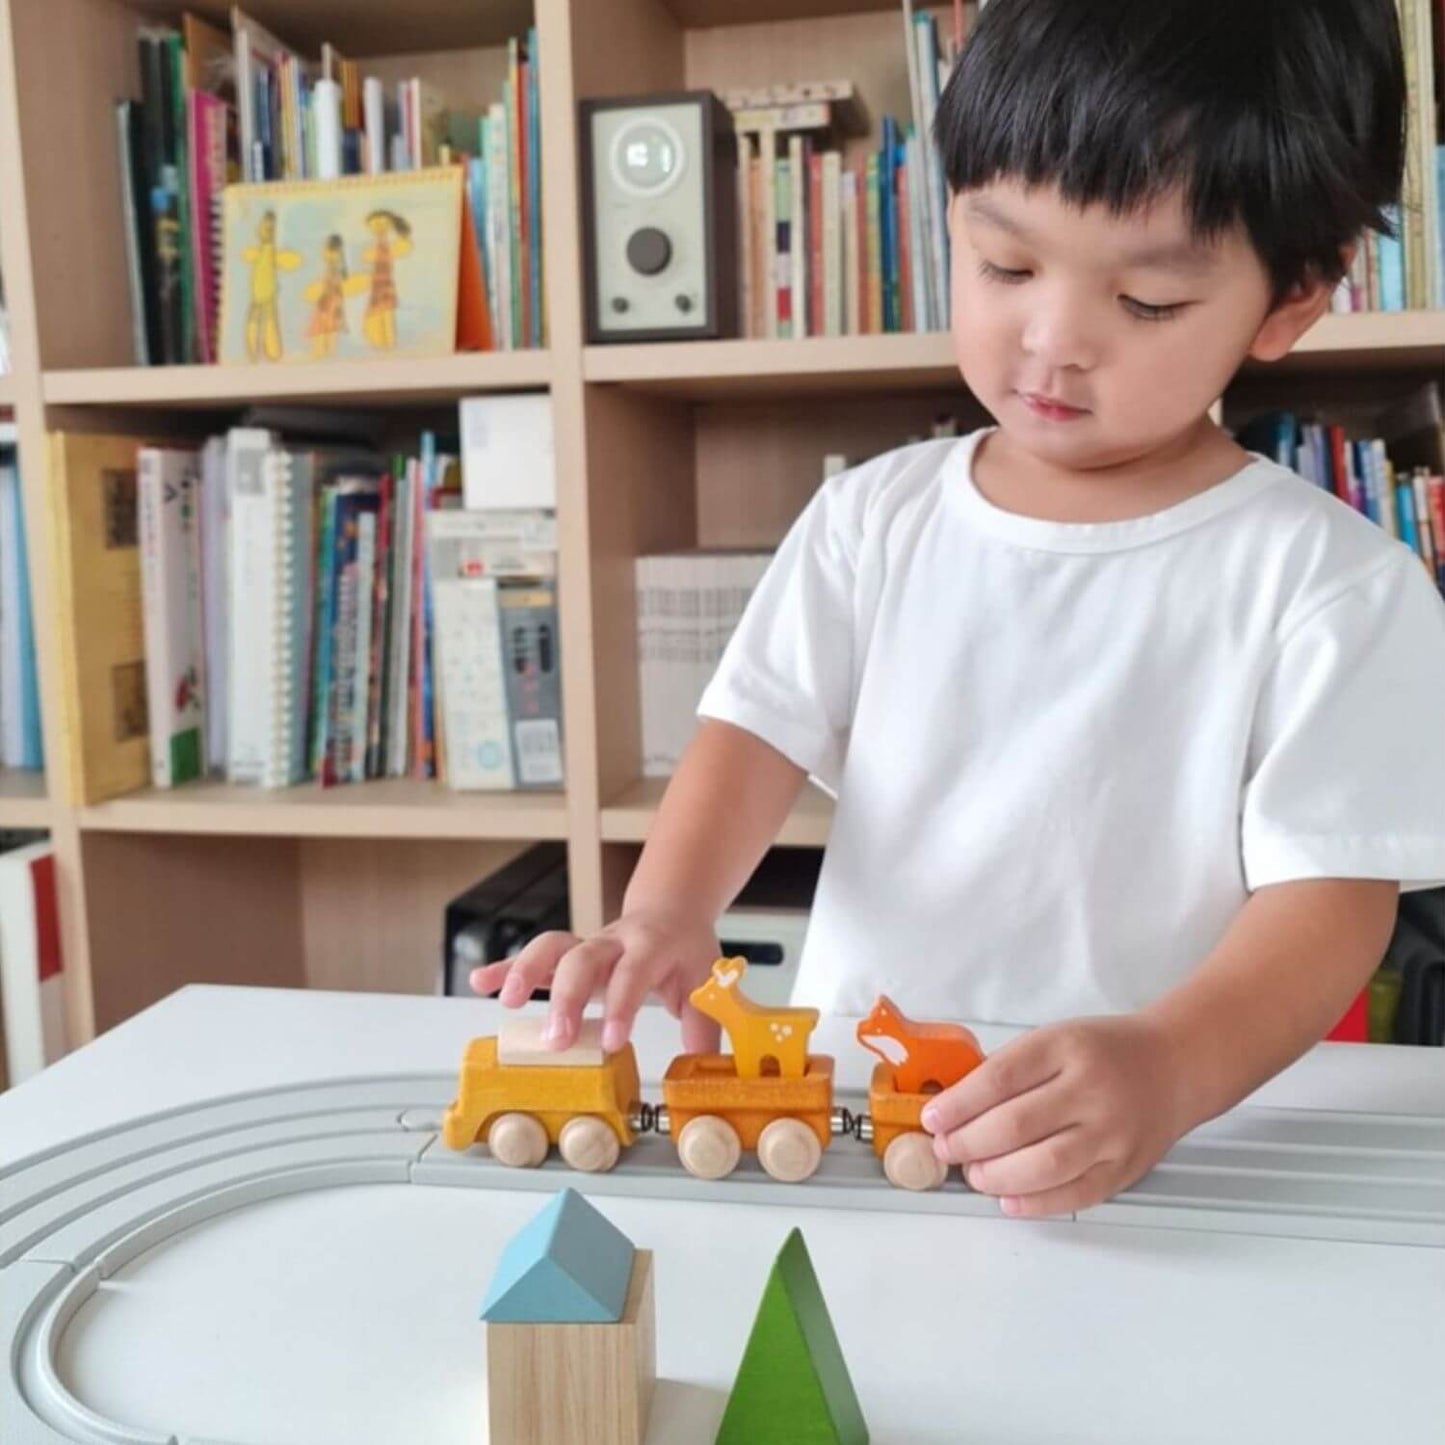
[1247, 243, 1355, 364]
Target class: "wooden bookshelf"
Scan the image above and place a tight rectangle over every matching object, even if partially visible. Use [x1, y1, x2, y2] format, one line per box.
[44, 352, 553, 408]
[0, 0, 1440, 1046]
[584, 312, 1445, 399]
[586, 332, 961, 398]
[602, 776, 833, 846]
[79, 779, 569, 840]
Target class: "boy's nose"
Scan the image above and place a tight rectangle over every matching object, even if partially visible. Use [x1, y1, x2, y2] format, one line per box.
[1020, 296, 1096, 371]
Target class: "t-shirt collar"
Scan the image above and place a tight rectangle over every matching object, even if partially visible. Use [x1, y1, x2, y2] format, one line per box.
[946, 427, 1280, 554]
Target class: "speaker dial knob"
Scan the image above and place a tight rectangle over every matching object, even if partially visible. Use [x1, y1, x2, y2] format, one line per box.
[626, 227, 672, 276]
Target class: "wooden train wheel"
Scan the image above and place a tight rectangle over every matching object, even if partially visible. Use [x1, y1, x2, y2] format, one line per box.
[558, 1115, 621, 1173]
[677, 1115, 741, 1180]
[883, 1131, 947, 1191]
[757, 1117, 822, 1183]
[487, 1112, 548, 1168]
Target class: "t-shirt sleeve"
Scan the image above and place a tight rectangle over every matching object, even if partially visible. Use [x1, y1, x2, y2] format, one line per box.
[696, 474, 864, 793]
[1240, 552, 1445, 892]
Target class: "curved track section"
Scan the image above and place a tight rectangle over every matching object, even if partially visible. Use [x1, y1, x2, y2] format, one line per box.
[4, 1072, 1443, 1442]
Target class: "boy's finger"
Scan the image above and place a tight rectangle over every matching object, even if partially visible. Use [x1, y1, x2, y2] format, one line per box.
[933, 1076, 1071, 1166]
[919, 1034, 1061, 1137]
[958, 1122, 1089, 1195]
[546, 937, 623, 1048]
[600, 955, 660, 1052]
[491, 931, 578, 1004]
[991, 1159, 1119, 1220]
[679, 1000, 722, 1055]
[468, 960, 512, 995]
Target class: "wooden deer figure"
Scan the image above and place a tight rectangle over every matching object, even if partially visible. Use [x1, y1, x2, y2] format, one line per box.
[689, 957, 820, 1080]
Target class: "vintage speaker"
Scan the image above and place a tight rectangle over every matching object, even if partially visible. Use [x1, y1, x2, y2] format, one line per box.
[579, 90, 738, 343]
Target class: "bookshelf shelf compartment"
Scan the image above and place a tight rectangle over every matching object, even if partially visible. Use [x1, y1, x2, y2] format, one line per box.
[0, 771, 52, 830]
[601, 777, 833, 847]
[43, 353, 553, 409]
[78, 779, 569, 841]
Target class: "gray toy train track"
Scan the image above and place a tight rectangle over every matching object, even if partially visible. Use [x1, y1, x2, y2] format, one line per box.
[4, 1071, 1444, 1443]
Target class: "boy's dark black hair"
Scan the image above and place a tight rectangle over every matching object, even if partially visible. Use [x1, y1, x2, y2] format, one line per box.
[934, 0, 1406, 302]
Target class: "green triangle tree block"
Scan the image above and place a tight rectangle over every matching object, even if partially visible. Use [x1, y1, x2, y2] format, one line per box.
[715, 1227, 869, 1444]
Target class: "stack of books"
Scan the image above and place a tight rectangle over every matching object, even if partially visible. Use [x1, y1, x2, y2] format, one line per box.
[635, 550, 774, 777]
[1332, 0, 1444, 313]
[1236, 382, 1445, 594]
[730, 6, 961, 338]
[47, 398, 561, 805]
[118, 9, 544, 364]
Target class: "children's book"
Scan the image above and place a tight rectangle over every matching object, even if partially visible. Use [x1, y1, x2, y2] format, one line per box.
[47, 433, 152, 804]
[138, 446, 206, 788]
[0, 841, 67, 1084]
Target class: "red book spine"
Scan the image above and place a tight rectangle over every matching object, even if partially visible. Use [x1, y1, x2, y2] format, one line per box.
[1327, 425, 1351, 507]
[1427, 476, 1445, 586]
[33, 855, 61, 984]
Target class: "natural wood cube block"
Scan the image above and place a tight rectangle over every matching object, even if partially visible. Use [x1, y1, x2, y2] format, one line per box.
[487, 1249, 655, 1445]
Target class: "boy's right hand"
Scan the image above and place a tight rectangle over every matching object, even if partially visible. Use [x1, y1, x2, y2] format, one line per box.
[468, 907, 722, 1057]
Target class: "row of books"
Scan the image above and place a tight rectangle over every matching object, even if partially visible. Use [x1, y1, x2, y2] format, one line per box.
[1236, 383, 1445, 594]
[0, 457, 42, 773]
[118, 9, 544, 365]
[733, 3, 961, 337]
[1332, 0, 1442, 312]
[0, 834, 67, 1087]
[48, 412, 562, 806]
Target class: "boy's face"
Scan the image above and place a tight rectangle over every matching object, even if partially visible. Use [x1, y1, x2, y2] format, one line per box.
[949, 180, 1329, 471]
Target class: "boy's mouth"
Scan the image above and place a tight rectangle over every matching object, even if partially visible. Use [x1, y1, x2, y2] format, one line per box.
[1018, 391, 1089, 421]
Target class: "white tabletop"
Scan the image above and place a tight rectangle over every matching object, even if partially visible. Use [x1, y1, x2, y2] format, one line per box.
[2, 985, 1443, 1445]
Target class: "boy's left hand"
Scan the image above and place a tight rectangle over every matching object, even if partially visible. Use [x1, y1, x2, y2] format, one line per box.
[919, 1014, 1187, 1219]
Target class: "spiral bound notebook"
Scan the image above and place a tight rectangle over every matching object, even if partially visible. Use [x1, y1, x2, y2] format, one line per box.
[226, 432, 313, 788]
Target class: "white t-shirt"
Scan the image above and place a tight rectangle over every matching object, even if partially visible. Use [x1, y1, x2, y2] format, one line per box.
[697, 427, 1445, 1026]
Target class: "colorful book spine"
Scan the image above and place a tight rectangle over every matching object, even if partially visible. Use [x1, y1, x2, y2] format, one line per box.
[138, 448, 206, 788]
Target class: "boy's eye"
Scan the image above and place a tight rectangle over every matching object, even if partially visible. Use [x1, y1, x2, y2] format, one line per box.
[977, 259, 1030, 284]
[1121, 296, 1187, 322]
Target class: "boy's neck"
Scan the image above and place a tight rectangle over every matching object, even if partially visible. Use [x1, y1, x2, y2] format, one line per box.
[972, 418, 1257, 525]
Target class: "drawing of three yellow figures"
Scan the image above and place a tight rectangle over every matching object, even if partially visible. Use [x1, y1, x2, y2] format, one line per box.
[242, 208, 413, 361]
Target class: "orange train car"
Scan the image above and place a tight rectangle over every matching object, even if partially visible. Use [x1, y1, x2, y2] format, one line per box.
[442, 958, 986, 1192]
[442, 1029, 642, 1172]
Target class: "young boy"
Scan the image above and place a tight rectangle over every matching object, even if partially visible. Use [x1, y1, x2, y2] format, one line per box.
[475, 0, 1445, 1217]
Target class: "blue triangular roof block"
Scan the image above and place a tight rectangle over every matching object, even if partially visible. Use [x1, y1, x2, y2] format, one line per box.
[481, 1188, 636, 1323]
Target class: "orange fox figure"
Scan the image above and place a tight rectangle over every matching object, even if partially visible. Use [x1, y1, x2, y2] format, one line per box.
[855, 995, 984, 1095]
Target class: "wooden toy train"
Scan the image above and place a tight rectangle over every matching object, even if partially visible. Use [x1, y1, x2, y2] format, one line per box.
[443, 957, 985, 1192]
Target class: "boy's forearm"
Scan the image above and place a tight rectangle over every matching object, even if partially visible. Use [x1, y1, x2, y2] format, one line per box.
[1140, 878, 1400, 1134]
[623, 720, 807, 925]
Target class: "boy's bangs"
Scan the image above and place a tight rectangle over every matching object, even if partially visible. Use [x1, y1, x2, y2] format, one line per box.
[934, 0, 1405, 295]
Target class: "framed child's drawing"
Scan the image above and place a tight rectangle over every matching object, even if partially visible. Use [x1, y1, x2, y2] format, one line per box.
[218, 168, 465, 365]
